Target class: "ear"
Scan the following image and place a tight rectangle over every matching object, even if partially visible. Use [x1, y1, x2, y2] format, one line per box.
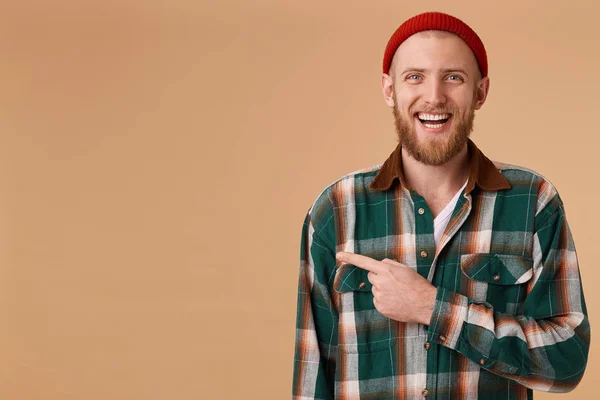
[474, 76, 490, 110]
[381, 73, 395, 107]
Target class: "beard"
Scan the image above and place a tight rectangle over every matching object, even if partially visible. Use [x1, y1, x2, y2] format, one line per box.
[392, 89, 476, 166]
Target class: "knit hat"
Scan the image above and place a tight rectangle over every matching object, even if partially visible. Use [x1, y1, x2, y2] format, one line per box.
[382, 12, 488, 77]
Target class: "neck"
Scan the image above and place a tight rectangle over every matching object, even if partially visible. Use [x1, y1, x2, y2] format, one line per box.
[401, 144, 470, 198]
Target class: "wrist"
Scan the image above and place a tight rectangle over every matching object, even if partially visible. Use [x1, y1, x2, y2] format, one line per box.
[419, 285, 438, 325]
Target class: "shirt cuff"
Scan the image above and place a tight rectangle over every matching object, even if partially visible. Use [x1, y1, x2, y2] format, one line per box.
[427, 286, 469, 350]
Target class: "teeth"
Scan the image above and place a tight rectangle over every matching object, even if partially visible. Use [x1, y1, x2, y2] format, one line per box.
[418, 113, 450, 121]
[422, 122, 443, 129]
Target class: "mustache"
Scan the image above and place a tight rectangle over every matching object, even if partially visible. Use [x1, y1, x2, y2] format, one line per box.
[410, 107, 456, 114]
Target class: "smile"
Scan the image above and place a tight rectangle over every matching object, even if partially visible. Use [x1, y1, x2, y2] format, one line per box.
[416, 112, 451, 130]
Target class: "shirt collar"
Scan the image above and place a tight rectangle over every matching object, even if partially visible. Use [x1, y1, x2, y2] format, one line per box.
[369, 139, 511, 194]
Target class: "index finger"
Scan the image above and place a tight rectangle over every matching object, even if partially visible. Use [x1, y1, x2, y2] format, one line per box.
[336, 252, 385, 274]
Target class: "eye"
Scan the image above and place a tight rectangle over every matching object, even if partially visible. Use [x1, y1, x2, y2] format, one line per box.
[406, 74, 422, 81]
[447, 74, 464, 82]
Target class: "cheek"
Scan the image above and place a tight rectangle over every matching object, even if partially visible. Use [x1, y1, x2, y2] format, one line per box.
[449, 88, 477, 110]
[394, 89, 419, 110]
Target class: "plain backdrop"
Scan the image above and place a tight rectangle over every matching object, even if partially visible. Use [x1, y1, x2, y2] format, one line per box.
[0, 0, 597, 399]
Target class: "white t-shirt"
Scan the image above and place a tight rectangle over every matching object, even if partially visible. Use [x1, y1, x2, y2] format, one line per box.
[433, 180, 468, 248]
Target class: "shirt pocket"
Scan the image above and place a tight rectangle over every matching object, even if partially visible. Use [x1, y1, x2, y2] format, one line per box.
[333, 263, 397, 353]
[459, 253, 534, 315]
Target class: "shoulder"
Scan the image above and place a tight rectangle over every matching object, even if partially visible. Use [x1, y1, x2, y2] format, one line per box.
[493, 160, 564, 217]
[308, 162, 383, 212]
[305, 162, 383, 229]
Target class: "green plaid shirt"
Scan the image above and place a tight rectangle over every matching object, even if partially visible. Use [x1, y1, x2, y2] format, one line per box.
[292, 140, 590, 399]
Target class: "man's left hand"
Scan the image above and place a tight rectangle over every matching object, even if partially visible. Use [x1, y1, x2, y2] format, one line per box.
[336, 252, 437, 325]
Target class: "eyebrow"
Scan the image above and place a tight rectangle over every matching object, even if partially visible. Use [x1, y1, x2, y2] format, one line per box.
[401, 68, 470, 76]
[442, 68, 469, 75]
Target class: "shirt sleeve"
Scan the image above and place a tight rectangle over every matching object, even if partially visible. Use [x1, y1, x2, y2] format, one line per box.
[292, 212, 338, 399]
[427, 202, 591, 393]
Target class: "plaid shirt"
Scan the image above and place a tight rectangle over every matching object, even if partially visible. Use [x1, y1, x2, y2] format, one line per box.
[292, 140, 590, 399]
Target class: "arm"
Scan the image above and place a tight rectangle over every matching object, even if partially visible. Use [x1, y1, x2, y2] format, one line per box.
[427, 203, 590, 392]
[292, 213, 338, 399]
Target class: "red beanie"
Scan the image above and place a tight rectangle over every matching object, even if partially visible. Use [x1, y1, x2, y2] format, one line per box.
[382, 12, 488, 77]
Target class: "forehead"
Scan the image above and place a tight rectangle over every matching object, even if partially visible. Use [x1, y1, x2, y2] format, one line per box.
[391, 30, 479, 74]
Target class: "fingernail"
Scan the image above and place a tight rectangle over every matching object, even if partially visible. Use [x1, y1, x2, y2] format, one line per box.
[336, 252, 342, 260]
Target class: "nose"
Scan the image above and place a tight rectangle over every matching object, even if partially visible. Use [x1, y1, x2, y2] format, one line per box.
[422, 79, 447, 106]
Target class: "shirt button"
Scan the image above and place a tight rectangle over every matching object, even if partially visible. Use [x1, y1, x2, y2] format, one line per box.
[358, 282, 366, 289]
[424, 342, 431, 350]
[422, 389, 429, 397]
[439, 334, 446, 342]
[493, 274, 501, 281]
[418, 207, 425, 215]
[420, 250, 428, 258]
[479, 358, 486, 366]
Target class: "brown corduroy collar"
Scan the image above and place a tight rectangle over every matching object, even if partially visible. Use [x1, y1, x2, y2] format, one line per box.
[369, 139, 511, 195]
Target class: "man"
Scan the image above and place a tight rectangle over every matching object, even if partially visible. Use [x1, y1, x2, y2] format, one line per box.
[292, 11, 590, 400]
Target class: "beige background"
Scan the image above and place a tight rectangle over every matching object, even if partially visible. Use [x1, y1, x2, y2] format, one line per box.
[0, 0, 597, 399]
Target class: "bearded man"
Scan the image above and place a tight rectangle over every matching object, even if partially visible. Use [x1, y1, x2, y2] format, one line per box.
[292, 11, 590, 400]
